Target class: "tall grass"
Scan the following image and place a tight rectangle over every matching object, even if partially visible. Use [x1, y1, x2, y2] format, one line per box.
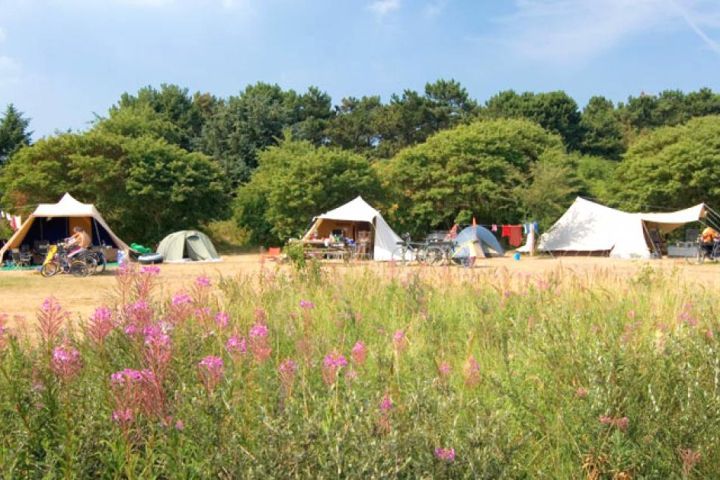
[0, 262, 718, 478]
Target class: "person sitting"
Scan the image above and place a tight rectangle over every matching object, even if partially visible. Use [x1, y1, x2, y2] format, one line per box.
[700, 226, 719, 258]
[66, 226, 91, 258]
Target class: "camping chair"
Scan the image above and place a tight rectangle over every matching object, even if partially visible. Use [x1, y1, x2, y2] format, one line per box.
[11, 248, 32, 267]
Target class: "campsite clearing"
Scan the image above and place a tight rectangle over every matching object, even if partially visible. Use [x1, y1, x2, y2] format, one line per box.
[2, 254, 719, 329]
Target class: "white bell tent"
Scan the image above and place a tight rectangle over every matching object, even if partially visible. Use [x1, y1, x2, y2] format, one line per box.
[302, 196, 403, 261]
[535, 197, 706, 259]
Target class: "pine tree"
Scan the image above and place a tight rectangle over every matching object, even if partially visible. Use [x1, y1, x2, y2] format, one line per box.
[0, 104, 32, 166]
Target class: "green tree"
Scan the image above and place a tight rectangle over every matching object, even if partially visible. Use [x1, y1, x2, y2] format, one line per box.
[200, 83, 332, 186]
[612, 116, 720, 211]
[324, 96, 384, 155]
[0, 130, 228, 243]
[114, 84, 204, 150]
[0, 104, 32, 166]
[579, 96, 625, 159]
[235, 136, 382, 244]
[484, 90, 583, 150]
[381, 118, 568, 236]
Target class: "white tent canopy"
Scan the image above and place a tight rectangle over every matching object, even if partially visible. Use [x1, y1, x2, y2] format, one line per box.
[535, 197, 706, 259]
[0, 193, 129, 260]
[302, 196, 402, 261]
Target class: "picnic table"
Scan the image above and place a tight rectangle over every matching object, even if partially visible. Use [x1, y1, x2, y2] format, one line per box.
[301, 240, 349, 260]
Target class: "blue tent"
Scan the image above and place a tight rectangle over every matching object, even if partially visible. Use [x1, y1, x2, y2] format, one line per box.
[452, 226, 504, 258]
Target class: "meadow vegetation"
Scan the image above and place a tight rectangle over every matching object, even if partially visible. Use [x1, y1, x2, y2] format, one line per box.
[0, 262, 717, 478]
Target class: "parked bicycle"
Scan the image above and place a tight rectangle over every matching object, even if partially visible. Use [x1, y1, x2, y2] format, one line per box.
[685, 236, 720, 264]
[41, 243, 96, 277]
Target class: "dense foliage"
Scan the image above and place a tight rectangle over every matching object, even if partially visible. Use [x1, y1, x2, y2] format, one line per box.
[235, 136, 382, 245]
[0, 264, 717, 477]
[3, 82, 720, 245]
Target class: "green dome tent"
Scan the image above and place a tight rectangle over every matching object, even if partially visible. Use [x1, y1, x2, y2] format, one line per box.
[157, 230, 220, 262]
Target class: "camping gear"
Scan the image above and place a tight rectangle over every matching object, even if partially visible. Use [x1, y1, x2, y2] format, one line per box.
[453, 226, 505, 258]
[131, 243, 153, 255]
[302, 196, 403, 261]
[528, 197, 707, 259]
[157, 230, 220, 262]
[138, 253, 164, 265]
[0, 193, 129, 263]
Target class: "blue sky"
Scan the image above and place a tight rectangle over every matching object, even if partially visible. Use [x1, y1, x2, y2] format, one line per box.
[1, 0, 720, 138]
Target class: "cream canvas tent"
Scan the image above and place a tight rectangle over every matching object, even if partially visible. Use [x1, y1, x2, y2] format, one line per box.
[0, 193, 129, 262]
[302, 196, 403, 261]
[533, 197, 706, 259]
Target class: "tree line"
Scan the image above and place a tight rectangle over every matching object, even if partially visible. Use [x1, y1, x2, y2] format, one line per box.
[1, 81, 719, 245]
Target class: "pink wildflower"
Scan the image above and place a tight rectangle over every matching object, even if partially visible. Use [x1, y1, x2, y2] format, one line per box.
[249, 323, 271, 363]
[172, 293, 193, 307]
[434, 447, 456, 462]
[300, 299, 315, 309]
[87, 306, 114, 344]
[112, 408, 134, 426]
[37, 297, 67, 345]
[127, 300, 153, 328]
[124, 324, 139, 336]
[575, 387, 588, 399]
[226, 335, 247, 356]
[249, 323, 269, 338]
[615, 416, 629, 432]
[438, 362, 452, 379]
[51, 346, 82, 381]
[380, 393, 393, 412]
[195, 275, 211, 288]
[140, 265, 160, 276]
[198, 355, 224, 393]
[463, 355, 481, 387]
[175, 419, 184, 431]
[351, 341, 367, 365]
[322, 351, 348, 385]
[215, 312, 230, 328]
[679, 448, 701, 476]
[278, 358, 298, 394]
[393, 330, 407, 350]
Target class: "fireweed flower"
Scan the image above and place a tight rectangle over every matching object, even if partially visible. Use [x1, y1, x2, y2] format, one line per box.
[87, 306, 114, 344]
[127, 300, 153, 329]
[393, 330, 407, 351]
[195, 275, 211, 288]
[438, 362, 452, 379]
[278, 359, 298, 394]
[143, 325, 172, 373]
[575, 387, 588, 399]
[299, 299, 315, 310]
[215, 312, 230, 329]
[51, 346, 82, 381]
[175, 419, 185, 431]
[112, 408, 134, 426]
[351, 341, 367, 365]
[198, 355, 224, 393]
[37, 297, 68, 345]
[172, 293, 193, 307]
[322, 351, 348, 385]
[434, 447, 456, 462]
[110, 368, 165, 419]
[463, 355, 480, 387]
[379, 393, 393, 412]
[249, 323, 272, 363]
[226, 335, 247, 357]
[140, 265, 160, 276]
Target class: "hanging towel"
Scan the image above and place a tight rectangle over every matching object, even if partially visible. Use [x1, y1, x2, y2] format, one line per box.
[501, 225, 510, 238]
[13, 215, 21, 229]
[491, 224, 498, 232]
[508, 225, 523, 247]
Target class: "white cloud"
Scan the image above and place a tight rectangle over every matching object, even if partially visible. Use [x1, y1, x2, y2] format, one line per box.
[368, 0, 401, 18]
[492, 0, 720, 63]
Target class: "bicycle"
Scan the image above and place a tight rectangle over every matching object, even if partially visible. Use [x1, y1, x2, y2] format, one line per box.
[391, 233, 417, 265]
[41, 243, 94, 277]
[685, 237, 720, 265]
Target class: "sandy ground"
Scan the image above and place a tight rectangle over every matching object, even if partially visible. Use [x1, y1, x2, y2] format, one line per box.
[0, 254, 717, 328]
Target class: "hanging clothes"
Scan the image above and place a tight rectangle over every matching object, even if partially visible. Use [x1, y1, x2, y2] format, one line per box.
[504, 225, 523, 247]
[491, 224, 498, 232]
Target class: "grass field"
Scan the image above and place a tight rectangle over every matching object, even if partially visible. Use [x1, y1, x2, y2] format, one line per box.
[0, 256, 719, 477]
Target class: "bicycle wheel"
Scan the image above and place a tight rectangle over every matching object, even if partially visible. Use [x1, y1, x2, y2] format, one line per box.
[70, 260, 90, 277]
[391, 246, 411, 265]
[41, 261, 60, 277]
[425, 246, 447, 265]
[94, 253, 107, 274]
[415, 246, 430, 265]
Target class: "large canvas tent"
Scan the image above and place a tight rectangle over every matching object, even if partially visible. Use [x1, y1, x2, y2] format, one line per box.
[302, 196, 402, 261]
[0, 193, 129, 261]
[157, 230, 220, 262]
[534, 197, 706, 259]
